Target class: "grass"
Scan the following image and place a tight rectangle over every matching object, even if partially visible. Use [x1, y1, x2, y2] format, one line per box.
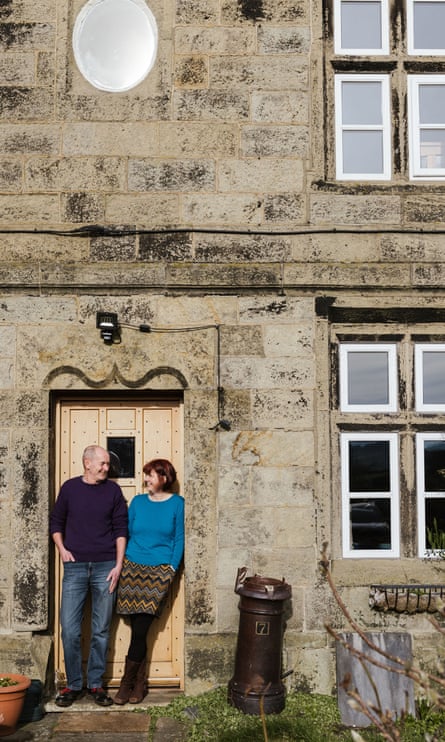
[145, 687, 445, 741]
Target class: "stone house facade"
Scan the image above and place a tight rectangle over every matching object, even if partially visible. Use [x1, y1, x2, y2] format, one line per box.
[1, 0, 445, 698]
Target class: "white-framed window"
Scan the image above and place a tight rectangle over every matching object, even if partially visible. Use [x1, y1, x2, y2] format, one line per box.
[407, 0, 445, 54]
[335, 74, 391, 180]
[339, 343, 397, 411]
[334, 0, 389, 54]
[341, 432, 400, 558]
[408, 75, 445, 180]
[415, 343, 445, 411]
[416, 433, 445, 556]
[332, 1, 445, 181]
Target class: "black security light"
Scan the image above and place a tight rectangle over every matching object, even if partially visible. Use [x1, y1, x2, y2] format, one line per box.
[96, 311, 121, 344]
[95, 311, 231, 430]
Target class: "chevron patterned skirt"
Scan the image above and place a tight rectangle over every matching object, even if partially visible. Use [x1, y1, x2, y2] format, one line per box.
[116, 559, 175, 616]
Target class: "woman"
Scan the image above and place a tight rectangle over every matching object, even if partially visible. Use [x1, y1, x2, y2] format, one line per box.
[114, 458, 184, 704]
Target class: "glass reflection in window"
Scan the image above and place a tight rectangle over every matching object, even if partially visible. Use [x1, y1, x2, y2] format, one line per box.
[415, 344, 445, 410]
[107, 437, 135, 478]
[425, 497, 445, 548]
[340, 343, 397, 411]
[350, 497, 391, 549]
[349, 439, 390, 492]
[422, 439, 445, 492]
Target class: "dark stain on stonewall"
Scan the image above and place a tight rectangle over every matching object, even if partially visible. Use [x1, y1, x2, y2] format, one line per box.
[17, 443, 39, 510]
[238, 0, 264, 21]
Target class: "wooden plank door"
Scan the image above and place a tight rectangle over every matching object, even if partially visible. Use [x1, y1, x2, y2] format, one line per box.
[53, 397, 184, 688]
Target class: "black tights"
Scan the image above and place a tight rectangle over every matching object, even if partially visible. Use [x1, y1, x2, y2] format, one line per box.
[128, 614, 155, 663]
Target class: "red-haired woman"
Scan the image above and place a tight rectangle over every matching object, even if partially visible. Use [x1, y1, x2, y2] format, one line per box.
[114, 458, 184, 704]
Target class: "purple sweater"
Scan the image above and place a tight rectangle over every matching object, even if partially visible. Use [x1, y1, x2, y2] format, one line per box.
[50, 476, 128, 562]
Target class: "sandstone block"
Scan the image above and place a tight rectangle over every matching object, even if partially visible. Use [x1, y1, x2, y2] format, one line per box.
[239, 296, 314, 323]
[258, 26, 311, 54]
[174, 55, 208, 88]
[0, 52, 35, 84]
[252, 389, 314, 428]
[223, 429, 314, 467]
[0, 194, 58, 221]
[221, 0, 308, 23]
[284, 262, 410, 288]
[310, 194, 401, 225]
[25, 156, 126, 192]
[106, 193, 180, 225]
[173, 90, 249, 120]
[175, 26, 256, 54]
[218, 157, 303, 193]
[251, 91, 309, 123]
[195, 233, 291, 261]
[0, 157, 22, 191]
[241, 125, 309, 156]
[210, 55, 307, 90]
[175, 0, 219, 24]
[183, 193, 263, 224]
[0, 22, 55, 51]
[0, 124, 60, 154]
[61, 192, 105, 223]
[159, 123, 237, 156]
[0, 360, 14, 389]
[0, 87, 53, 120]
[264, 193, 306, 221]
[129, 158, 215, 191]
[62, 123, 159, 157]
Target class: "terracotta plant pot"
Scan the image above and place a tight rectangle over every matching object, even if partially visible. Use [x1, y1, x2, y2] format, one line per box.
[0, 674, 31, 737]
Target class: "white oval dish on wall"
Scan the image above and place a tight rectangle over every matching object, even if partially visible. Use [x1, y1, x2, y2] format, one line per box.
[73, 0, 158, 92]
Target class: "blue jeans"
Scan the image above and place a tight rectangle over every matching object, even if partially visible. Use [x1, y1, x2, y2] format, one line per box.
[60, 561, 115, 690]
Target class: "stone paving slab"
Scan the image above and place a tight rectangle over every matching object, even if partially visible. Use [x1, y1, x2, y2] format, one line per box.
[53, 710, 150, 732]
[154, 717, 188, 741]
[44, 688, 179, 713]
[2, 690, 187, 741]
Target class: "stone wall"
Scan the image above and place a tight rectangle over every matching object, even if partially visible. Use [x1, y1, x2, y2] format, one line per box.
[0, 0, 444, 699]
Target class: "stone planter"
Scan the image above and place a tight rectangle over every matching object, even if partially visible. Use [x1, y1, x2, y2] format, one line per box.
[0, 674, 31, 737]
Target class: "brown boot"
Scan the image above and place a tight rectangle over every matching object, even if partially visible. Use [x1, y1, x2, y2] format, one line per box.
[114, 657, 140, 705]
[129, 657, 147, 703]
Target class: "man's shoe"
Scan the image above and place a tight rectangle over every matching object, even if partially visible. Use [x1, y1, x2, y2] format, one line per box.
[88, 687, 113, 706]
[55, 688, 82, 707]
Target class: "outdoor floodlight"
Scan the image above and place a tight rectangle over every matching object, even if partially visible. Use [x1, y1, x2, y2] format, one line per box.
[96, 311, 120, 344]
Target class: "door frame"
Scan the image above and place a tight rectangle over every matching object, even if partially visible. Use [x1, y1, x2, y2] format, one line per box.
[49, 390, 185, 689]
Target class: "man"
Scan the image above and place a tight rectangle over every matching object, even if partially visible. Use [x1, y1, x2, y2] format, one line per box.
[50, 445, 128, 707]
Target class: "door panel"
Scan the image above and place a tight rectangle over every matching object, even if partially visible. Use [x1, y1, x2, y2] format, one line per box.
[54, 397, 184, 688]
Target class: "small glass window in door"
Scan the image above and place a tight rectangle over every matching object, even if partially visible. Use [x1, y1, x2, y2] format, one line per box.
[107, 437, 135, 478]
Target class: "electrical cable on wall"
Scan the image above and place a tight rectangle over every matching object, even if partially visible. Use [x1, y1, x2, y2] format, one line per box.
[0, 224, 444, 238]
[96, 312, 230, 432]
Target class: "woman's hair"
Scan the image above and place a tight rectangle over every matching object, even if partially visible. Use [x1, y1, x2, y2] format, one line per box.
[143, 458, 177, 491]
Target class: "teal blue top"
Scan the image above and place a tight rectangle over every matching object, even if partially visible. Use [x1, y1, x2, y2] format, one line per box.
[125, 493, 184, 571]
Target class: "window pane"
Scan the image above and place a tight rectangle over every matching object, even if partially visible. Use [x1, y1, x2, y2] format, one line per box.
[347, 351, 389, 404]
[423, 439, 445, 491]
[420, 130, 445, 169]
[342, 81, 382, 124]
[422, 351, 445, 404]
[425, 497, 445, 548]
[341, 1, 382, 49]
[107, 436, 135, 478]
[343, 131, 383, 173]
[349, 440, 390, 492]
[419, 84, 445, 124]
[413, 2, 445, 50]
[350, 497, 391, 549]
